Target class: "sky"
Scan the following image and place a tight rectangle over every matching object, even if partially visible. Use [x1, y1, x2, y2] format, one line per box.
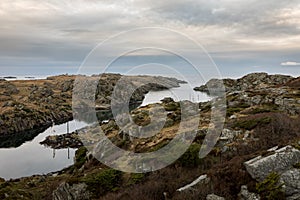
[0, 0, 300, 78]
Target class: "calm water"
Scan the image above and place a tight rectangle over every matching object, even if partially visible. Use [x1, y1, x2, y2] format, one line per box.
[141, 83, 211, 106]
[0, 120, 87, 180]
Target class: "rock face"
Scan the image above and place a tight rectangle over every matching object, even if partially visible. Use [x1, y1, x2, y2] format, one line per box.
[244, 146, 300, 199]
[53, 182, 91, 200]
[194, 72, 294, 93]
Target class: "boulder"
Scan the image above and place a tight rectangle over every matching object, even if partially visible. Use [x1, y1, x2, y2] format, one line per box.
[244, 146, 300, 181]
[53, 182, 91, 200]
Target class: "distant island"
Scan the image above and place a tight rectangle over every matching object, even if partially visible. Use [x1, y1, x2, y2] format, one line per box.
[2, 76, 17, 79]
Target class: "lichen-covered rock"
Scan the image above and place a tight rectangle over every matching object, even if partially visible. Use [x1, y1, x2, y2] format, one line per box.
[280, 169, 300, 199]
[53, 182, 91, 200]
[244, 146, 300, 181]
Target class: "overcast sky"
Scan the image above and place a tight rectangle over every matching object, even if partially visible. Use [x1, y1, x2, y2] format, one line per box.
[0, 0, 300, 77]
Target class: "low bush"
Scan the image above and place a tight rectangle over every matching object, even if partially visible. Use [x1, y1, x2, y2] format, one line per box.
[234, 117, 272, 130]
[83, 169, 122, 196]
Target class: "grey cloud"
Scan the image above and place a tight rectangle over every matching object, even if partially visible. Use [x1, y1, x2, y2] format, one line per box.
[0, 0, 300, 69]
[143, 0, 300, 36]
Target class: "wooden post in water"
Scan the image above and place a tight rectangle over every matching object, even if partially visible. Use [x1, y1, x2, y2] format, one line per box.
[67, 121, 70, 159]
[68, 147, 70, 159]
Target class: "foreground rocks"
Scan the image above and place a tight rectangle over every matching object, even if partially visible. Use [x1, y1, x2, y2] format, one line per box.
[53, 182, 91, 200]
[244, 145, 300, 199]
[244, 146, 300, 181]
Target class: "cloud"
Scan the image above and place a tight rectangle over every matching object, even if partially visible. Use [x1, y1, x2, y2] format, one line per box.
[281, 61, 300, 66]
[0, 0, 300, 69]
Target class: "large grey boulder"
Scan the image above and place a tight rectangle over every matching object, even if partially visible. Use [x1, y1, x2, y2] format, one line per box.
[244, 146, 300, 181]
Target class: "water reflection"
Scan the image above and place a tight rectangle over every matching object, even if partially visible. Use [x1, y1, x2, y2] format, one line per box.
[141, 84, 211, 106]
[0, 120, 87, 180]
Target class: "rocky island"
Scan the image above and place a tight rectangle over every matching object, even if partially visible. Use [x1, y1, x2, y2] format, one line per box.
[0, 74, 184, 147]
[0, 72, 299, 200]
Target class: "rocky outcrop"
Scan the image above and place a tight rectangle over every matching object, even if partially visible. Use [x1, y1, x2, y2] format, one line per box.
[40, 132, 83, 149]
[53, 182, 91, 200]
[244, 146, 300, 181]
[0, 74, 184, 139]
[244, 145, 300, 199]
[195, 73, 300, 114]
[194, 72, 294, 93]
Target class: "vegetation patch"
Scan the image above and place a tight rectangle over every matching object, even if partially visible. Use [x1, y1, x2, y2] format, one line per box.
[227, 107, 244, 117]
[177, 143, 202, 167]
[127, 173, 145, 186]
[164, 102, 180, 111]
[82, 169, 122, 197]
[256, 172, 285, 200]
[234, 117, 272, 130]
[74, 147, 87, 169]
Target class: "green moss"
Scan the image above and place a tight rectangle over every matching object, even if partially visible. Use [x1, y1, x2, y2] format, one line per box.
[82, 169, 122, 196]
[164, 102, 180, 111]
[74, 147, 87, 169]
[234, 117, 272, 130]
[127, 173, 145, 186]
[177, 143, 202, 167]
[227, 107, 244, 116]
[256, 172, 285, 200]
